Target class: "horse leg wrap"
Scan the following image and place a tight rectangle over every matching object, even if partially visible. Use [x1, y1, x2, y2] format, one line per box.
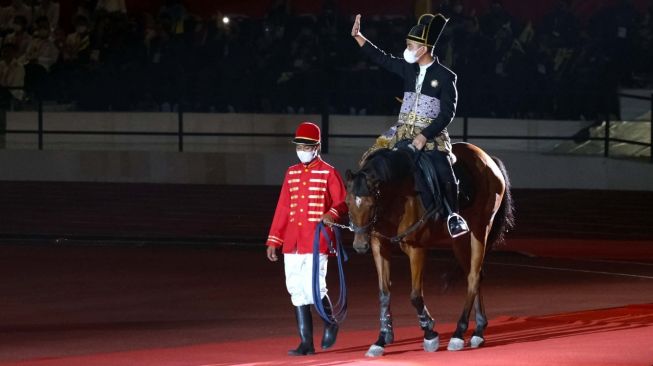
[378, 291, 394, 345]
[369, 291, 393, 357]
[474, 303, 488, 336]
[417, 309, 434, 331]
[471, 311, 487, 348]
[411, 296, 436, 335]
[410, 296, 439, 351]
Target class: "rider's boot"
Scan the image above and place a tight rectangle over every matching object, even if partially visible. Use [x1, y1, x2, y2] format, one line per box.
[445, 180, 469, 238]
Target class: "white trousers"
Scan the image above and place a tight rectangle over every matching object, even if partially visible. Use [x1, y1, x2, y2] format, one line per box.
[284, 253, 328, 306]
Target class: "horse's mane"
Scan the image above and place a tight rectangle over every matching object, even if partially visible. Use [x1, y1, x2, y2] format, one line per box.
[352, 148, 414, 196]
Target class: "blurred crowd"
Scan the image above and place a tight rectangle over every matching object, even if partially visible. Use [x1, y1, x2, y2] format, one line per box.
[0, 0, 651, 120]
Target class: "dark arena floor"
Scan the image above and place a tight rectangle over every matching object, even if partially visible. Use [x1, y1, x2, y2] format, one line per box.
[0, 182, 652, 366]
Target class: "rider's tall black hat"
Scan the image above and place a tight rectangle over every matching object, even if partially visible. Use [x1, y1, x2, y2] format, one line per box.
[406, 13, 448, 49]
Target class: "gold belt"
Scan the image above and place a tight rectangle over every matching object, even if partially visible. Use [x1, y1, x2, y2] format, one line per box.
[398, 112, 433, 129]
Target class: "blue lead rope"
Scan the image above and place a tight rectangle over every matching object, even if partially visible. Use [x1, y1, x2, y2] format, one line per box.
[312, 222, 348, 325]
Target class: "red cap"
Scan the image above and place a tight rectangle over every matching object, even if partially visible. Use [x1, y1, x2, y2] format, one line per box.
[292, 122, 321, 145]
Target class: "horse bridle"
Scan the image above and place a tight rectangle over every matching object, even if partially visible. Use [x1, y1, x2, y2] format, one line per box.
[332, 189, 380, 234]
[335, 189, 437, 244]
[349, 208, 378, 234]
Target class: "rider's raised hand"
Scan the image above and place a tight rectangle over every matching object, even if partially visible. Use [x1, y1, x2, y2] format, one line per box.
[351, 14, 366, 47]
[351, 14, 361, 36]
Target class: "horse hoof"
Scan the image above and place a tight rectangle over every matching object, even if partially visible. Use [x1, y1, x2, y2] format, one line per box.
[365, 344, 385, 357]
[470, 335, 485, 348]
[447, 337, 465, 351]
[423, 335, 439, 352]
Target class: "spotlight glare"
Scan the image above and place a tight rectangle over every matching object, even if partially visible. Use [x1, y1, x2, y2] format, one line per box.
[222, 16, 230, 25]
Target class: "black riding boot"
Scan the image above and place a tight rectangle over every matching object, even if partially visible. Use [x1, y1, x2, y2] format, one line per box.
[431, 151, 469, 238]
[288, 305, 315, 356]
[321, 297, 339, 350]
[445, 181, 469, 238]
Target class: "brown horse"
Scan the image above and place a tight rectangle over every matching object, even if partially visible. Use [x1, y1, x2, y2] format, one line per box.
[345, 142, 514, 357]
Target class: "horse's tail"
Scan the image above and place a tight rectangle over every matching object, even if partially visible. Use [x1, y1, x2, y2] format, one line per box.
[487, 156, 515, 250]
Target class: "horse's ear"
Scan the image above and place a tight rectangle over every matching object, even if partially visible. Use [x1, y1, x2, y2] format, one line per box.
[345, 169, 353, 181]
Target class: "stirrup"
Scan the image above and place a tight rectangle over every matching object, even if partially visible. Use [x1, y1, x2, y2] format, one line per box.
[447, 213, 469, 238]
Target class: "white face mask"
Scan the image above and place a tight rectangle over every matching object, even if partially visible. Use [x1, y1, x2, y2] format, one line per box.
[297, 149, 317, 164]
[403, 46, 424, 64]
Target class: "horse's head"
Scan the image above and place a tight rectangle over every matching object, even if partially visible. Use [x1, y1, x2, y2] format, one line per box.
[345, 169, 379, 254]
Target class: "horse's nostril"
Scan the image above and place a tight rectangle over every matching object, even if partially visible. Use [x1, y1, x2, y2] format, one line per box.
[354, 243, 370, 254]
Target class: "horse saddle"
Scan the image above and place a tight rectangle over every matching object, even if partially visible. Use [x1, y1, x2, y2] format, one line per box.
[393, 140, 445, 215]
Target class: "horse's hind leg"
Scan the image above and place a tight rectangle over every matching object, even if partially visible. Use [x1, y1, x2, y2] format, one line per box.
[365, 236, 394, 357]
[448, 229, 487, 351]
[406, 245, 439, 352]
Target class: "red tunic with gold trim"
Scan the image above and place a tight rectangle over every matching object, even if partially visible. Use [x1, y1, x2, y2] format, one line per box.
[266, 157, 347, 254]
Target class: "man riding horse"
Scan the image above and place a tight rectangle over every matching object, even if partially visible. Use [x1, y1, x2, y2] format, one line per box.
[352, 13, 469, 238]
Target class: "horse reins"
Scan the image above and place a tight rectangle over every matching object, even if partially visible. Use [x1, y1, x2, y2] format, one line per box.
[334, 192, 438, 244]
[312, 222, 348, 325]
[376, 207, 438, 244]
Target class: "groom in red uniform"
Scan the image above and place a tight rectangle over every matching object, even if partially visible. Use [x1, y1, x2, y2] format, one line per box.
[266, 122, 348, 356]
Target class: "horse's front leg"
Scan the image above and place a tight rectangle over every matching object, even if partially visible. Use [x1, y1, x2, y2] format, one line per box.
[405, 245, 440, 352]
[365, 236, 393, 357]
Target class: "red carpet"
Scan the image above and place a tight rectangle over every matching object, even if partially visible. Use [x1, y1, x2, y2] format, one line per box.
[1, 243, 652, 366]
[2, 304, 651, 366]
